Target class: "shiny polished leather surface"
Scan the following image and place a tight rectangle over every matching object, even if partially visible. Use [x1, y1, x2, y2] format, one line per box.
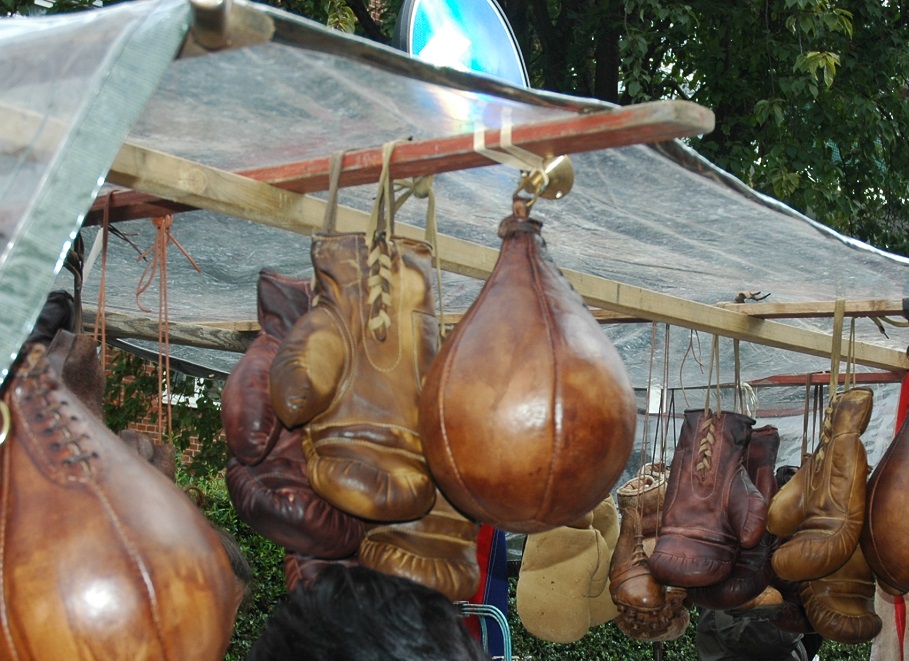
[271, 234, 438, 522]
[357, 489, 479, 602]
[862, 405, 909, 593]
[0, 346, 235, 660]
[650, 409, 765, 588]
[609, 506, 689, 643]
[689, 425, 781, 609]
[419, 215, 636, 533]
[799, 544, 882, 644]
[769, 388, 872, 582]
[223, 270, 365, 558]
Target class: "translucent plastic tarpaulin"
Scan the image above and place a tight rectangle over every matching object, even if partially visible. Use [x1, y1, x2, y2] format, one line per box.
[0, 0, 190, 385]
[3, 0, 909, 464]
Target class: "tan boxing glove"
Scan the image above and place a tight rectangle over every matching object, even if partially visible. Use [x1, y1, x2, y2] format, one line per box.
[768, 387, 872, 582]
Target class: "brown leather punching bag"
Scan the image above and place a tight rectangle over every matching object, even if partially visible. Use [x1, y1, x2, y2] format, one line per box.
[862, 405, 909, 593]
[0, 345, 236, 660]
[419, 201, 637, 534]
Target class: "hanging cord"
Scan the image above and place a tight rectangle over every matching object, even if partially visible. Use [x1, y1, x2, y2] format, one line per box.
[93, 191, 114, 369]
[800, 372, 813, 463]
[473, 108, 548, 196]
[394, 175, 447, 342]
[828, 298, 846, 400]
[703, 334, 722, 413]
[678, 328, 705, 408]
[640, 322, 659, 474]
[657, 324, 673, 468]
[731, 339, 759, 418]
[135, 215, 202, 445]
[364, 141, 406, 342]
[814, 299, 847, 464]
[844, 317, 858, 392]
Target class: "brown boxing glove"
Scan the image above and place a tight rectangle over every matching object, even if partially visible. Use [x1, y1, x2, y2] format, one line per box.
[689, 425, 781, 609]
[799, 544, 882, 644]
[768, 387, 872, 582]
[223, 269, 365, 559]
[609, 504, 689, 643]
[222, 269, 311, 466]
[649, 409, 766, 588]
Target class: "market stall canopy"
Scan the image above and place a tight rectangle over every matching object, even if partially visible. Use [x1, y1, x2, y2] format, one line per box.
[3, 0, 909, 467]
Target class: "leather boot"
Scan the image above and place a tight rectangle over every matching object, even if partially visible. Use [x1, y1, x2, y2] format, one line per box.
[799, 543, 882, 644]
[649, 409, 765, 588]
[0, 345, 237, 660]
[609, 503, 689, 642]
[616, 462, 669, 550]
[271, 234, 440, 522]
[418, 209, 636, 533]
[689, 425, 781, 609]
[357, 489, 480, 602]
[768, 387, 872, 582]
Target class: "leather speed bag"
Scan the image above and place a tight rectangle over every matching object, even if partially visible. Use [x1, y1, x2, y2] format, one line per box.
[419, 210, 636, 533]
[862, 410, 909, 593]
[0, 345, 236, 660]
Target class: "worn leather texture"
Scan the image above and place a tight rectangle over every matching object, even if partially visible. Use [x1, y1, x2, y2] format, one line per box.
[649, 409, 765, 588]
[357, 490, 479, 602]
[223, 269, 365, 558]
[226, 428, 365, 558]
[768, 387, 872, 582]
[0, 345, 236, 660]
[270, 234, 439, 522]
[799, 544, 882, 644]
[609, 501, 689, 642]
[862, 406, 909, 593]
[222, 270, 312, 466]
[689, 424, 781, 609]
[419, 214, 636, 534]
[616, 463, 668, 540]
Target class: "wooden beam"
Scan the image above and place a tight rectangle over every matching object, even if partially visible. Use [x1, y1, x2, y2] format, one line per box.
[240, 100, 714, 194]
[88, 99, 713, 225]
[83, 308, 256, 353]
[717, 299, 909, 320]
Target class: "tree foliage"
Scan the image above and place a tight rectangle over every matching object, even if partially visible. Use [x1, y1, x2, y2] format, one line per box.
[491, 0, 909, 256]
[333, 0, 909, 257]
[9, 0, 906, 255]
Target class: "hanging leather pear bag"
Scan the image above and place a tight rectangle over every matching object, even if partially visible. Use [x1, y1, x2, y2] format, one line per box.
[419, 199, 637, 533]
[862, 403, 909, 594]
[0, 344, 236, 660]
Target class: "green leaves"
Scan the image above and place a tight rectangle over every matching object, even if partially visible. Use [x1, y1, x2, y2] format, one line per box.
[795, 50, 841, 90]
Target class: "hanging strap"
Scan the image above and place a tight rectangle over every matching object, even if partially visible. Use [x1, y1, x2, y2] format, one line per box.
[703, 334, 722, 413]
[321, 150, 346, 233]
[829, 298, 846, 398]
[801, 372, 813, 462]
[395, 175, 447, 340]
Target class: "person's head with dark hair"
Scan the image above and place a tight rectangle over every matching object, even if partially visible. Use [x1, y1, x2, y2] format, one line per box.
[247, 564, 491, 661]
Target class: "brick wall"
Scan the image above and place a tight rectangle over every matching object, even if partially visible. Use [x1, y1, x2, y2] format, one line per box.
[103, 347, 216, 462]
